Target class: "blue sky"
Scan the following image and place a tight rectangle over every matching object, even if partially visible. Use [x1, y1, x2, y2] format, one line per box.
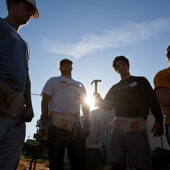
[1, 0, 170, 139]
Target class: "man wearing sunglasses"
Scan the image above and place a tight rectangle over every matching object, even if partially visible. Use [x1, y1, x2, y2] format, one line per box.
[94, 56, 164, 170]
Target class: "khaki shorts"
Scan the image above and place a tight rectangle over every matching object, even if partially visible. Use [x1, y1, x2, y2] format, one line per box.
[110, 127, 152, 170]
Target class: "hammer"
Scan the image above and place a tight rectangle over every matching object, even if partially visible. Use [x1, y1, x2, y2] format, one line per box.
[91, 79, 101, 94]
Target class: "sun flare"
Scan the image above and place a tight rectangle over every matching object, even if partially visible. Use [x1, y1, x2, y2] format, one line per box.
[85, 93, 95, 110]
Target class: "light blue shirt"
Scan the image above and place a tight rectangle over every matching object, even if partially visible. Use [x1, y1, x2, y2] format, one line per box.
[0, 17, 28, 93]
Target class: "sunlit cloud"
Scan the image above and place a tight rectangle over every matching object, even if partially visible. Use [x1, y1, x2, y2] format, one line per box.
[43, 17, 170, 58]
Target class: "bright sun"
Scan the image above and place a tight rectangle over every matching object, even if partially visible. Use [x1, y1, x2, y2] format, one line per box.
[85, 93, 95, 110]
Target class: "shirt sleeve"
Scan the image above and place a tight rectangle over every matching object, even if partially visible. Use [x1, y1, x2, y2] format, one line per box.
[41, 78, 54, 97]
[80, 84, 86, 96]
[144, 77, 163, 123]
[80, 84, 90, 122]
[154, 70, 170, 89]
[78, 84, 87, 103]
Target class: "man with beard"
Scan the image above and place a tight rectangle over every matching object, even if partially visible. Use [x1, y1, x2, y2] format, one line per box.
[41, 59, 90, 170]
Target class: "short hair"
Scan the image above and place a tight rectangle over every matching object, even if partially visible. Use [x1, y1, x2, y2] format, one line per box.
[167, 45, 170, 52]
[112, 56, 129, 69]
[60, 59, 73, 67]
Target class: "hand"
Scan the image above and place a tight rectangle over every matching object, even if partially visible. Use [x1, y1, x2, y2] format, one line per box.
[34, 129, 47, 139]
[23, 108, 34, 122]
[93, 92, 103, 107]
[152, 122, 164, 137]
[33, 132, 42, 140]
[93, 92, 101, 98]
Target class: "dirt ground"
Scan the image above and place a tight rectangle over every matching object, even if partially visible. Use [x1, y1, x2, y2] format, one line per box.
[17, 159, 110, 170]
[17, 160, 49, 170]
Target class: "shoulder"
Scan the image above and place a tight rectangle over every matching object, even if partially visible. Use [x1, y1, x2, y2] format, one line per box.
[154, 67, 170, 88]
[0, 17, 3, 25]
[0, 17, 5, 26]
[0, 18, 13, 32]
[43, 77, 60, 91]
[131, 76, 149, 84]
[46, 77, 60, 84]
[71, 78, 84, 87]
[132, 76, 147, 81]
[154, 68, 170, 79]
[0, 18, 9, 33]
[110, 79, 123, 89]
[109, 82, 120, 92]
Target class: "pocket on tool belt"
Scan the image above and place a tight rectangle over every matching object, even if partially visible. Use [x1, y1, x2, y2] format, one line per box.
[0, 80, 25, 118]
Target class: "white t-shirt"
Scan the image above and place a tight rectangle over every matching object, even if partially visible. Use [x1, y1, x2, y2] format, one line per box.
[42, 76, 86, 115]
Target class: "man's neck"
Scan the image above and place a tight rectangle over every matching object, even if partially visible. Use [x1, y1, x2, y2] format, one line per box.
[62, 74, 72, 79]
[121, 72, 131, 80]
[5, 16, 20, 31]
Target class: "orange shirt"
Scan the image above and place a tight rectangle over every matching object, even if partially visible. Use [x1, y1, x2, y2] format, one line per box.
[154, 67, 170, 124]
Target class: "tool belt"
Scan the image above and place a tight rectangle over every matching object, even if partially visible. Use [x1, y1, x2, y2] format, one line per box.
[48, 119, 84, 140]
[0, 79, 25, 118]
[50, 111, 81, 131]
[109, 116, 146, 132]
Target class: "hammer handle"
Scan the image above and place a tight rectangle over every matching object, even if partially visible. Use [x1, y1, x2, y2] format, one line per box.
[95, 84, 97, 93]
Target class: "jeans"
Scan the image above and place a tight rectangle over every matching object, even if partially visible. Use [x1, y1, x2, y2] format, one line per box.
[0, 115, 25, 170]
[48, 125, 86, 170]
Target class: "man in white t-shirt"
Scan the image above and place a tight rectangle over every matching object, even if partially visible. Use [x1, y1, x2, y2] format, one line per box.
[41, 59, 90, 170]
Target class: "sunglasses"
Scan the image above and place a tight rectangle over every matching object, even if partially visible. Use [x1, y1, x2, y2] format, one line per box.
[114, 61, 126, 68]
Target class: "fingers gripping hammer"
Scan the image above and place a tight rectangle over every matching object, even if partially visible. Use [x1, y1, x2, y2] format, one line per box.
[91, 79, 101, 94]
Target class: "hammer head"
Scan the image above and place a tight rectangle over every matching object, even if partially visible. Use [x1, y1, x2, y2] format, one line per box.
[91, 79, 101, 93]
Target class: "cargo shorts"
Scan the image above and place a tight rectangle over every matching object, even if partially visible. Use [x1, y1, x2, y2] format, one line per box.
[110, 127, 152, 170]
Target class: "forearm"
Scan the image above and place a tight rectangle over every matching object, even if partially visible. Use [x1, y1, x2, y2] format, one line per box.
[97, 98, 114, 110]
[155, 88, 170, 106]
[41, 100, 49, 117]
[146, 80, 163, 123]
[82, 103, 90, 122]
[41, 94, 51, 117]
[149, 99, 163, 123]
